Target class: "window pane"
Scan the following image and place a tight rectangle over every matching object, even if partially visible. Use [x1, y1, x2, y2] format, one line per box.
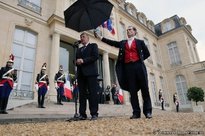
[13, 43, 23, 57]
[60, 47, 69, 72]
[21, 72, 32, 85]
[23, 59, 34, 72]
[60, 41, 75, 74]
[20, 84, 31, 91]
[14, 29, 24, 42]
[25, 32, 36, 47]
[24, 47, 35, 60]
[13, 57, 21, 70]
[30, 0, 41, 6]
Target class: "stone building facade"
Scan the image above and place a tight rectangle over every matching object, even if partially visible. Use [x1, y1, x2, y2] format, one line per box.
[0, 0, 204, 111]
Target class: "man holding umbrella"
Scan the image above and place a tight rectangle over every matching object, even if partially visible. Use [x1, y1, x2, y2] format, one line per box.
[95, 26, 152, 119]
[76, 32, 99, 120]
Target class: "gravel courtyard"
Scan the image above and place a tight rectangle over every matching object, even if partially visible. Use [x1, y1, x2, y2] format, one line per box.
[0, 102, 204, 136]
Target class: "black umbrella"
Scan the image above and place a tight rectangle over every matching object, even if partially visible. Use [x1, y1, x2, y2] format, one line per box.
[64, 0, 113, 32]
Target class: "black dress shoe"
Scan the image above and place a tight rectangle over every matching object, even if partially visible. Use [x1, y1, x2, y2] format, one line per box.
[0, 111, 8, 114]
[78, 115, 87, 120]
[145, 113, 152, 119]
[130, 114, 140, 119]
[41, 106, 46, 108]
[91, 115, 98, 120]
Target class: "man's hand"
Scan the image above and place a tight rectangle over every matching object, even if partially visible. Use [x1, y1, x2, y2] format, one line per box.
[76, 58, 84, 65]
[94, 30, 102, 40]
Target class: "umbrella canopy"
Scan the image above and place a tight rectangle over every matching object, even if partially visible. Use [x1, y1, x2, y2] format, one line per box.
[64, 0, 113, 32]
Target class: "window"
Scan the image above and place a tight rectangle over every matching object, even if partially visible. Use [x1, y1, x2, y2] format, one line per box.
[153, 44, 161, 67]
[119, 22, 126, 39]
[60, 41, 75, 74]
[150, 73, 158, 105]
[175, 75, 190, 106]
[18, 0, 41, 13]
[144, 38, 152, 63]
[167, 42, 181, 65]
[163, 21, 173, 32]
[127, 7, 135, 16]
[139, 16, 145, 24]
[159, 76, 169, 106]
[193, 47, 198, 62]
[144, 38, 150, 50]
[12, 27, 37, 99]
[97, 55, 103, 80]
[109, 58, 116, 84]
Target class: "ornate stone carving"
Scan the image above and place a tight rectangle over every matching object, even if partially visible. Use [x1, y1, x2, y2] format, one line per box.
[25, 18, 33, 26]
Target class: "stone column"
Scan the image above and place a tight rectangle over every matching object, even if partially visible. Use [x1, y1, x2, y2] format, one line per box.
[48, 32, 60, 101]
[102, 51, 111, 89]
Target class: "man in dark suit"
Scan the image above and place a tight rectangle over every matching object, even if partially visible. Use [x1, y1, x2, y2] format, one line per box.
[76, 32, 99, 120]
[95, 26, 152, 119]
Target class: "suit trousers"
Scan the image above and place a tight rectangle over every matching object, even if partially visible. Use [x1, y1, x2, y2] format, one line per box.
[124, 61, 152, 116]
[78, 75, 98, 116]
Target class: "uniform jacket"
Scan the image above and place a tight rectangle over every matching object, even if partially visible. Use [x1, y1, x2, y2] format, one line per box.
[0, 66, 17, 88]
[76, 43, 99, 77]
[54, 72, 66, 87]
[36, 73, 49, 86]
[102, 38, 150, 91]
[54, 72, 66, 83]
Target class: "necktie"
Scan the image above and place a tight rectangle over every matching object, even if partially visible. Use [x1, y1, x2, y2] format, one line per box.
[81, 46, 86, 52]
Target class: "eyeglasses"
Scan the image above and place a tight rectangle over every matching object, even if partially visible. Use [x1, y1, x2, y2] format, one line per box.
[127, 28, 133, 31]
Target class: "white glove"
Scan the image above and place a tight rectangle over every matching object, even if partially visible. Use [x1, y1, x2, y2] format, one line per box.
[13, 83, 17, 88]
[94, 29, 103, 40]
[55, 86, 59, 90]
[35, 84, 39, 91]
[47, 86, 50, 91]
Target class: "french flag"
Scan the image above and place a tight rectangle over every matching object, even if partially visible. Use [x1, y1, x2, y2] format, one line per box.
[102, 19, 115, 35]
[64, 74, 73, 99]
[117, 89, 124, 104]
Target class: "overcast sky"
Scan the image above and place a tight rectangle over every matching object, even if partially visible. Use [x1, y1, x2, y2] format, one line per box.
[126, 0, 205, 61]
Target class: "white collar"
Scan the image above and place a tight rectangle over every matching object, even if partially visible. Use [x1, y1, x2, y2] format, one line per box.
[128, 37, 135, 42]
[82, 42, 89, 47]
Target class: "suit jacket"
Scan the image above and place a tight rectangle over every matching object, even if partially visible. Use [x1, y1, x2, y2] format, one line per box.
[76, 43, 99, 77]
[102, 38, 150, 91]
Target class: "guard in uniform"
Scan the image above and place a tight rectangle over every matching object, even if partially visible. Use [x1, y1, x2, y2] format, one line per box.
[36, 63, 49, 108]
[0, 54, 17, 114]
[54, 65, 66, 105]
